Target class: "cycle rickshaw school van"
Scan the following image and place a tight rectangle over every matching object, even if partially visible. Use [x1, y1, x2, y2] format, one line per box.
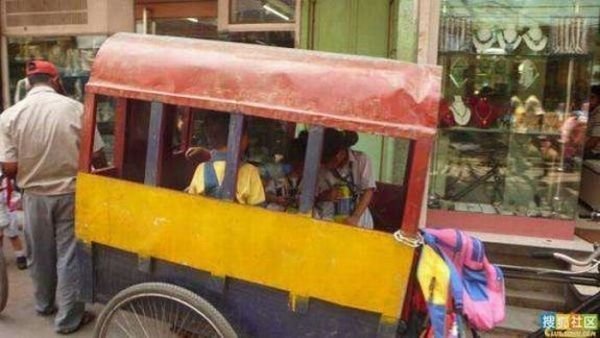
[76, 33, 442, 338]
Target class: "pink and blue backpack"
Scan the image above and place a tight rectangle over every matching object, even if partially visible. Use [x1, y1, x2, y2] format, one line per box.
[420, 228, 505, 335]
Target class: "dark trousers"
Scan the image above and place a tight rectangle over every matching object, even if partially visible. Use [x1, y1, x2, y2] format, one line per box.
[24, 192, 83, 332]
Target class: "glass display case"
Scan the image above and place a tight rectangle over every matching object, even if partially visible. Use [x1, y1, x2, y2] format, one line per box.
[429, 0, 600, 221]
[7, 35, 107, 104]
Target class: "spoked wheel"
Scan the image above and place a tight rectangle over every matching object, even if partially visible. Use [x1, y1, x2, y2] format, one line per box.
[0, 250, 8, 313]
[94, 282, 237, 338]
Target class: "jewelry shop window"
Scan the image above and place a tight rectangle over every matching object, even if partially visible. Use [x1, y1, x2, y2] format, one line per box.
[428, 1, 600, 220]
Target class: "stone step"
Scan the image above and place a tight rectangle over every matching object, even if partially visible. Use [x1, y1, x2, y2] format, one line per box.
[504, 274, 565, 294]
[506, 289, 565, 312]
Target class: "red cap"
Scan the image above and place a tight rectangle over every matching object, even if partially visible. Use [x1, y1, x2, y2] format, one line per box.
[26, 60, 59, 78]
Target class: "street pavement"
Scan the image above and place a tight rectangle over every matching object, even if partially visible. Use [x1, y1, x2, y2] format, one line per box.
[0, 246, 99, 338]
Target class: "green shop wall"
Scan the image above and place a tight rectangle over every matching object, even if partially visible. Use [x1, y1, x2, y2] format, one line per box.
[300, 0, 418, 184]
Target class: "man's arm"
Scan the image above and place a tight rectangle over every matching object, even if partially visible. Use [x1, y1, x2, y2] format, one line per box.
[346, 152, 376, 226]
[346, 188, 374, 226]
[0, 115, 18, 179]
[0, 162, 17, 179]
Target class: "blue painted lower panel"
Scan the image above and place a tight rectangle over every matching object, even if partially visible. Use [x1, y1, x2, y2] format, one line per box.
[85, 243, 387, 338]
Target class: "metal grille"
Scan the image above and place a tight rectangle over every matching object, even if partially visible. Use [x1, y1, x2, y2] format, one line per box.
[5, 0, 88, 27]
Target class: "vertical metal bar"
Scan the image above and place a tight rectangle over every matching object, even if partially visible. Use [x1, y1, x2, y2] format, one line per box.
[221, 113, 244, 201]
[299, 125, 324, 214]
[400, 139, 432, 234]
[112, 98, 128, 177]
[79, 94, 97, 172]
[144, 102, 165, 186]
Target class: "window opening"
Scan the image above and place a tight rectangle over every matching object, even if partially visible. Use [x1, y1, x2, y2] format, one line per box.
[87, 99, 412, 233]
[299, 127, 412, 233]
[95, 95, 116, 167]
[185, 110, 266, 206]
[122, 100, 151, 184]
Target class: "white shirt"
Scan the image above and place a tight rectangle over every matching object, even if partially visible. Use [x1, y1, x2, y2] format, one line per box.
[0, 85, 104, 195]
[589, 106, 600, 138]
[316, 149, 376, 229]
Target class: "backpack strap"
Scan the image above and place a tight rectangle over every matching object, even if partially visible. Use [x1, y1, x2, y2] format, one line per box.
[204, 161, 223, 198]
[422, 231, 464, 312]
[203, 150, 228, 199]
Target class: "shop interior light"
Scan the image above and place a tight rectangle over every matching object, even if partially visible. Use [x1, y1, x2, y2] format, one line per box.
[186, 18, 199, 23]
[263, 4, 290, 21]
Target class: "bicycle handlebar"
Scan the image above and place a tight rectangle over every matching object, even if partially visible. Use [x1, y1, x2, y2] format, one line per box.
[534, 245, 600, 267]
[553, 248, 600, 266]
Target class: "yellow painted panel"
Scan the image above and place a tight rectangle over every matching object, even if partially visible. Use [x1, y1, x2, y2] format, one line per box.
[76, 173, 415, 318]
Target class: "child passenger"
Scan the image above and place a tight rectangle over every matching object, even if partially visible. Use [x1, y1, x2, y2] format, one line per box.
[264, 132, 307, 212]
[316, 129, 376, 229]
[187, 114, 265, 206]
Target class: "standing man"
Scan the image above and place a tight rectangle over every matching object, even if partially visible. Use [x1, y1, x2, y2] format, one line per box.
[0, 60, 104, 334]
[585, 85, 600, 158]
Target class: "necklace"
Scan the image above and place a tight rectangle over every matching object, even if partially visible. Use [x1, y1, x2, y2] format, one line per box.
[498, 25, 522, 52]
[474, 99, 493, 128]
[473, 28, 496, 54]
[450, 96, 471, 126]
[523, 26, 547, 52]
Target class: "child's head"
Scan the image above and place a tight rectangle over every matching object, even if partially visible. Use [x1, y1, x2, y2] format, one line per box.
[321, 128, 358, 169]
[204, 112, 230, 149]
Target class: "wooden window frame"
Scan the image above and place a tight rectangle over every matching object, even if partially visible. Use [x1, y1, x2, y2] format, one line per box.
[400, 139, 432, 234]
[80, 95, 428, 234]
[79, 95, 128, 177]
[79, 94, 97, 173]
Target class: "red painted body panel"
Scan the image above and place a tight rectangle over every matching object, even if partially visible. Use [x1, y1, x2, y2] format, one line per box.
[86, 33, 441, 140]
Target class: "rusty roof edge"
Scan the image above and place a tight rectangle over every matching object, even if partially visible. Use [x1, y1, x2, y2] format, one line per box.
[111, 33, 442, 73]
[87, 83, 437, 140]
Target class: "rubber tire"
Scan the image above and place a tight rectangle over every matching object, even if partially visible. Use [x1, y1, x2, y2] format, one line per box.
[94, 282, 238, 338]
[0, 250, 8, 313]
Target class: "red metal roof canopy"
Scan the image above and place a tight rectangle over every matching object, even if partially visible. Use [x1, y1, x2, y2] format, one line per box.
[87, 33, 441, 140]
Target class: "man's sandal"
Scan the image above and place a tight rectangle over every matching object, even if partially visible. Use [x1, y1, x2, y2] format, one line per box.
[56, 311, 95, 335]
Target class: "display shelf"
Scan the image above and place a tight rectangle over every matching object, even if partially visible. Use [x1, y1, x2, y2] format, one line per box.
[441, 126, 561, 137]
[439, 51, 592, 60]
